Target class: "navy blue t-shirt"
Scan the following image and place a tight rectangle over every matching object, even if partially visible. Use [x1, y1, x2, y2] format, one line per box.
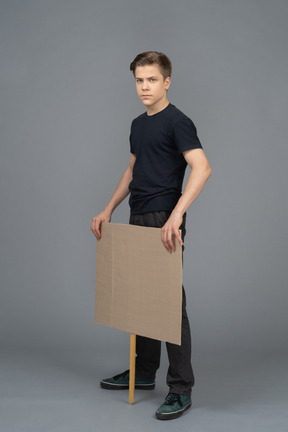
[129, 103, 202, 214]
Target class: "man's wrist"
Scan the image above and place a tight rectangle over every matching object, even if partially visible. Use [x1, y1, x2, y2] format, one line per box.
[104, 204, 114, 217]
[172, 208, 185, 218]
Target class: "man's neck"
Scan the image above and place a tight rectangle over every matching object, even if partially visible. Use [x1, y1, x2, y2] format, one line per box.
[146, 99, 170, 116]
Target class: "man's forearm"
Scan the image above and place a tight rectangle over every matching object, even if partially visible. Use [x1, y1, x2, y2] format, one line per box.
[91, 155, 135, 239]
[161, 158, 211, 252]
[104, 166, 132, 216]
[173, 164, 212, 216]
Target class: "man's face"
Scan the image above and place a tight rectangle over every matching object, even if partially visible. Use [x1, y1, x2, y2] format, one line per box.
[134, 64, 171, 111]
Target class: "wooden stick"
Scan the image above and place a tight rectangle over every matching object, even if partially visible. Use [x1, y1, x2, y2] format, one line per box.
[129, 333, 136, 404]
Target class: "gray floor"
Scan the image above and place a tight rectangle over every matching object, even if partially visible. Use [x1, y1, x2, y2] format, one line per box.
[1, 348, 287, 432]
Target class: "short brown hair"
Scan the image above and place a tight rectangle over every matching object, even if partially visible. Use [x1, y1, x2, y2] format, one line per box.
[130, 51, 172, 79]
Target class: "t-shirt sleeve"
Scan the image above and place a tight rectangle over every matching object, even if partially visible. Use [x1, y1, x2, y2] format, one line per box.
[129, 122, 135, 154]
[172, 116, 202, 153]
[130, 137, 135, 154]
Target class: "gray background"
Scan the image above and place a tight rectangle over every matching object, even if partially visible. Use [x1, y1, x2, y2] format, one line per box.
[1, 1, 287, 431]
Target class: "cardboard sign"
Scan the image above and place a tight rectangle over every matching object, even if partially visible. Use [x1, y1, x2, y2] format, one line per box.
[95, 223, 183, 345]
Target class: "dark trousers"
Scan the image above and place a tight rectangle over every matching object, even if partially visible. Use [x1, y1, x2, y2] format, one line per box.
[129, 211, 195, 396]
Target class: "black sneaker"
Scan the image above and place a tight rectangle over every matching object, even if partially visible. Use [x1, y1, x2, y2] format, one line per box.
[100, 370, 155, 390]
[156, 393, 192, 420]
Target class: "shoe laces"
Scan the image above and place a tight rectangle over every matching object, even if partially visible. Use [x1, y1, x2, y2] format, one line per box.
[113, 370, 129, 380]
[164, 393, 183, 407]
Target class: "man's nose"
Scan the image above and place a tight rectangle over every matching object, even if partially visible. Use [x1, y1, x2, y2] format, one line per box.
[141, 80, 149, 90]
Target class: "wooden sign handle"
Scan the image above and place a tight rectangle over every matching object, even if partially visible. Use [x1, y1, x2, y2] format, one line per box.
[129, 333, 136, 404]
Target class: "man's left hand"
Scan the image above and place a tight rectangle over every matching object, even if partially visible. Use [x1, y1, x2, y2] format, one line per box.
[161, 211, 183, 253]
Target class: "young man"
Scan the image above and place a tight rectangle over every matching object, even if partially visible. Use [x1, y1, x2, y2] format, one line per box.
[91, 51, 211, 420]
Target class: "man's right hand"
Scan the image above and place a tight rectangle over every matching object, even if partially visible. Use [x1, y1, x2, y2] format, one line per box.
[91, 210, 111, 239]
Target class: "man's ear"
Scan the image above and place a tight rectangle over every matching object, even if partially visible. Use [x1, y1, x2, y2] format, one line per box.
[164, 76, 171, 90]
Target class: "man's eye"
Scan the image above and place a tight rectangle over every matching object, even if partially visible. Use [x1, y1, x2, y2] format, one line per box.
[150, 79, 156, 82]
[136, 79, 142, 83]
